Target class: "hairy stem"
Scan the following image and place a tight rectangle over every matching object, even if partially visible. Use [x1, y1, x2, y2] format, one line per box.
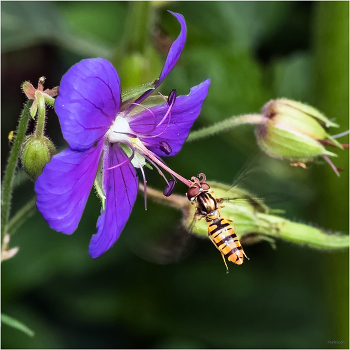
[187, 113, 264, 142]
[138, 183, 187, 210]
[7, 197, 37, 236]
[1, 100, 33, 238]
[34, 92, 45, 137]
[123, 2, 153, 53]
[257, 213, 349, 250]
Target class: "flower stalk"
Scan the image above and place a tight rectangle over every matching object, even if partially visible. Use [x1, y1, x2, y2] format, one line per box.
[187, 113, 264, 142]
[1, 100, 33, 238]
[122, 1, 153, 53]
[33, 91, 46, 137]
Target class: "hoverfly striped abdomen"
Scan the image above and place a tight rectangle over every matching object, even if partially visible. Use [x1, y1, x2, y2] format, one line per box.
[186, 173, 248, 271]
[208, 217, 245, 265]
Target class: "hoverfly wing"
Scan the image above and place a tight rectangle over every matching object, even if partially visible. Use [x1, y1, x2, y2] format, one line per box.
[127, 223, 197, 265]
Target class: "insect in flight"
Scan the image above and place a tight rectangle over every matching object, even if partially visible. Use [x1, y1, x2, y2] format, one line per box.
[186, 173, 248, 272]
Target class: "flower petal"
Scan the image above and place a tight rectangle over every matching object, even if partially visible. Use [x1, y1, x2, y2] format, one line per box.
[55, 58, 121, 150]
[89, 144, 138, 258]
[157, 11, 187, 86]
[35, 141, 104, 234]
[130, 79, 210, 157]
[132, 11, 187, 106]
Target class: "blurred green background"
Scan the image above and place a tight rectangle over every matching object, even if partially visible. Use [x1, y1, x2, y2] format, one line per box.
[1, 1, 349, 348]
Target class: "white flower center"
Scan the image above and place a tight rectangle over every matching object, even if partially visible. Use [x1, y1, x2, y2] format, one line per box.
[106, 114, 146, 169]
[107, 113, 134, 144]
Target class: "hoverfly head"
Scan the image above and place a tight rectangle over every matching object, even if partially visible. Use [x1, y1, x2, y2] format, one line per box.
[186, 173, 211, 201]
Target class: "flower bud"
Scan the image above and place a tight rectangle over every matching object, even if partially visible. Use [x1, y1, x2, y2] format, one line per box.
[21, 135, 56, 180]
[255, 99, 342, 164]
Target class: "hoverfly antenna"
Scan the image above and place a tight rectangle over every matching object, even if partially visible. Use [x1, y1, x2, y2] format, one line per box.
[190, 175, 200, 184]
[198, 173, 206, 183]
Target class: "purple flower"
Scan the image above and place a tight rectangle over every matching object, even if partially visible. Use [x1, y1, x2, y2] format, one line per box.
[35, 11, 210, 258]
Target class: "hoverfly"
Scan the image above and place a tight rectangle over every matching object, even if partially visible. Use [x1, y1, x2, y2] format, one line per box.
[186, 173, 248, 272]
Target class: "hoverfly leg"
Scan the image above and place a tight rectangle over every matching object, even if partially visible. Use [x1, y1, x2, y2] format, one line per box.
[221, 253, 229, 274]
[243, 249, 249, 260]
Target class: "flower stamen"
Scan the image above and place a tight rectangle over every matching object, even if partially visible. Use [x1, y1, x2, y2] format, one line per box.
[159, 141, 172, 155]
[323, 155, 340, 177]
[129, 102, 157, 134]
[332, 130, 349, 139]
[106, 145, 135, 170]
[163, 178, 176, 197]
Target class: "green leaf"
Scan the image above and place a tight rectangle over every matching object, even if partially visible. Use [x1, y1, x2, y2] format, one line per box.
[1, 313, 34, 337]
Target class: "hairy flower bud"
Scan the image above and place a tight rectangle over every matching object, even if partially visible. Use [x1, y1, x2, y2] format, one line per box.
[255, 99, 344, 170]
[21, 135, 56, 180]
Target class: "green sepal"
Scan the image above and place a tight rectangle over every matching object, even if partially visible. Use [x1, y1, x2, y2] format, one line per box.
[145, 163, 153, 170]
[271, 103, 329, 140]
[29, 102, 37, 119]
[257, 122, 336, 159]
[94, 153, 106, 211]
[122, 81, 155, 102]
[278, 98, 339, 128]
[43, 94, 55, 106]
[326, 134, 344, 149]
[119, 143, 146, 168]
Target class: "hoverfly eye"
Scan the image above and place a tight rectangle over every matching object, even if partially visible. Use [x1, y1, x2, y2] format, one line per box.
[186, 186, 200, 200]
[201, 182, 210, 191]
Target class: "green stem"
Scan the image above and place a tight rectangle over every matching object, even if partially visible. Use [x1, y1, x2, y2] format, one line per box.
[1, 100, 33, 238]
[57, 32, 113, 60]
[187, 113, 264, 142]
[138, 184, 187, 210]
[123, 1, 153, 53]
[7, 197, 37, 236]
[1, 313, 34, 337]
[257, 213, 349, 250]
[34, 92, 45, 137]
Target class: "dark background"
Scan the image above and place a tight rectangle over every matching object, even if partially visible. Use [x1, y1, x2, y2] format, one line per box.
[1, 2, 349, 348]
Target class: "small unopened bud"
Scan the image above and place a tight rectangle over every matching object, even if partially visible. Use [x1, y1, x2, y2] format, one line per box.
[255, 99, 346, 174]
[21, 135, 56, 180]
